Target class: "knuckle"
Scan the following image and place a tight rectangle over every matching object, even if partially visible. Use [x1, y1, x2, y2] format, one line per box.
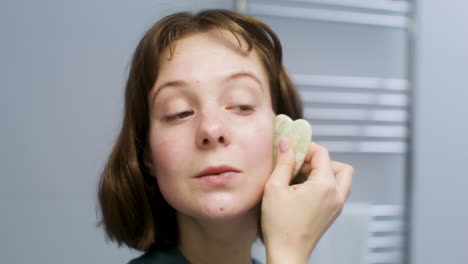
[325, 148, 331, 157]
[317, 145, 328, 154]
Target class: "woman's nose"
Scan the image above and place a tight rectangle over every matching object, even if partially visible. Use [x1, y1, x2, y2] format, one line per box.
[196, 113, 231, 149]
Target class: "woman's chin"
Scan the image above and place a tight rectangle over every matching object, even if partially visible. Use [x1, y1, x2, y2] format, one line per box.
[197, 192, 259, 220]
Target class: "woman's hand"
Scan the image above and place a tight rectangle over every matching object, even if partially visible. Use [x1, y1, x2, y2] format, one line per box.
[261, 139, 354, 264]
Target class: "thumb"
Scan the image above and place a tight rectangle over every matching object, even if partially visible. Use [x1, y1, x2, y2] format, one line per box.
[268, 138, 296, 188]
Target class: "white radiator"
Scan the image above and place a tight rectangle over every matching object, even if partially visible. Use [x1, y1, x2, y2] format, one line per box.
[366, 205, 405, 264]
[251, 203, 406, 264]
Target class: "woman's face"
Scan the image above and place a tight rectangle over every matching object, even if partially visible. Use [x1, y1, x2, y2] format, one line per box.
[147, 29, 275, 220]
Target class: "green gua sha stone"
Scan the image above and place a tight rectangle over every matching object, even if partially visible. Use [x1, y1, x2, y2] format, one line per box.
[273, 114, 313, 178]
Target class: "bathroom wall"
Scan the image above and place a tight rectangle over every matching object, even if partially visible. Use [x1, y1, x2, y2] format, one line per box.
[409, 0, 468, 263]
[1, 1, 232, 263]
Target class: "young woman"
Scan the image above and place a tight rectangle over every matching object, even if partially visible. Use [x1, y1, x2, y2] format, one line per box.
[97, 9, 353, 264]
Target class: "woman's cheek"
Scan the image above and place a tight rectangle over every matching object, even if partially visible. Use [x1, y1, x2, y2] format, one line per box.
[152, 138, 191, 208]
[243, 116, 274, 174]
[151, 131, 188, 175]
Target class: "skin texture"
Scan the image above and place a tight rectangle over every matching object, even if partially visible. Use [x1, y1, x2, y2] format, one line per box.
[146, 29, 275, 264]
[144, 28, 354, 264]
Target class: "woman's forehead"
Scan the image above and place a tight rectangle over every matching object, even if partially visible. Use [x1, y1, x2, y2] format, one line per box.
[160, 30, 264, 74]
[152, 30, 269, 95]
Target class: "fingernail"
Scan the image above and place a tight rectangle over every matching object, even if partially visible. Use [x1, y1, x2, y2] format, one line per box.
[279, 138, 290, 153]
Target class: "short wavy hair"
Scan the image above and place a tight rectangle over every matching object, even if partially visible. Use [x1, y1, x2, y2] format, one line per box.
[97, 9, 303, 252]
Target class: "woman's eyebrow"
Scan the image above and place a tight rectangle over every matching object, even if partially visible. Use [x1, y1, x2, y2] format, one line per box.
[151, 80, 188, 106]
[225, 71, 264, 94]
[150, 71, 264, 105]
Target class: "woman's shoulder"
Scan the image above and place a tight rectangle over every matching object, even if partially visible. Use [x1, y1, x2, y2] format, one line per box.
[128, 247, 189, 264]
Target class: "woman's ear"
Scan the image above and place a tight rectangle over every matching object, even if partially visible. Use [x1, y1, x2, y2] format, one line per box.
[142, 148, 158, 186]
[144, 159, 153, 171]
[143, 145, 154, 171]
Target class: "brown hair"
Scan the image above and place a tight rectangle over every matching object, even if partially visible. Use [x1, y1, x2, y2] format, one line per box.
[97, 9, 303, 252]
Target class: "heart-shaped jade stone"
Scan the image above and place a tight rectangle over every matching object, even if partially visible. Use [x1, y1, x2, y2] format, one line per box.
[273, 114, 313, 177]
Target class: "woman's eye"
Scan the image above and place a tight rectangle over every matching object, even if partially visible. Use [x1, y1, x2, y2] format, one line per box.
[233, 105, 255, 112]
[165, 111, 193, 121]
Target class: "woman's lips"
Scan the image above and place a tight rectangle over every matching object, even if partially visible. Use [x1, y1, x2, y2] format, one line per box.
[196, 165, 241, 178]
[195, 171, 239, 185]
[195, 165, 242, 185]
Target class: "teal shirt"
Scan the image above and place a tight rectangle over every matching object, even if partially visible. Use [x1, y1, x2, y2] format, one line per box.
[128, 248, 188, 264]
[128, 247, 262, 264]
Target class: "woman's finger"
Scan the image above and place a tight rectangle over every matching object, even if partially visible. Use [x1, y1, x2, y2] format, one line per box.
[268, 138, 297, 189]
[306, 143, 333, 182]
[301, 160, 350, 177]
[299, 143, 327, 175]
[331, 161, 348, 174]
[331, 161, 354, 200]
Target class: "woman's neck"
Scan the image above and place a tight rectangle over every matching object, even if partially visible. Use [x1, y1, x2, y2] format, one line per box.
[176, 207, 259, 264]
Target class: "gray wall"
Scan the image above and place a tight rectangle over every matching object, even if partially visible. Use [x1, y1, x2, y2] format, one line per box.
[1, 1, 232, 263]
[409, 0, 468, 263]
